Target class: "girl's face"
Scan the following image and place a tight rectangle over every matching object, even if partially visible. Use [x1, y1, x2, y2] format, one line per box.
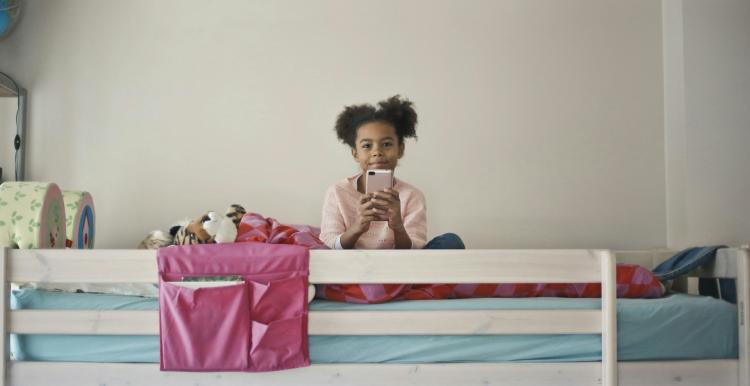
[351, 121, 404, 173]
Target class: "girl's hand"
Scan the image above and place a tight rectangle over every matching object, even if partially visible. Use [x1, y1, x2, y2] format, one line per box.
[354, 194, 380, 234]
[370, 189, 403, 230]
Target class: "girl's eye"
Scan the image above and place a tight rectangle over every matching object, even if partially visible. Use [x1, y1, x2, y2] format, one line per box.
[383, 142, 392, 148]
[362, 144, 371, 149]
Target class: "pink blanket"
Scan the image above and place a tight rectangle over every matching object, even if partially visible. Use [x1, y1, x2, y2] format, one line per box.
[236, 213, 326, 249]
[316, 264, 664, 303]
[317, 263, 664, 304]
[233, 213, 664, 304]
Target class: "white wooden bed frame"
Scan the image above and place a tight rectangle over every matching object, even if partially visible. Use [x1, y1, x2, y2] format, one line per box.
[0, 247, 747, 386]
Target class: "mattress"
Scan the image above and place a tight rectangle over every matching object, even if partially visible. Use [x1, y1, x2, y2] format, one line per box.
[10, 289, 738, 363]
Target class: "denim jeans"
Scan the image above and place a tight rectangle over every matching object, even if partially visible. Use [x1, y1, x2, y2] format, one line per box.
[652, 245, 726, 281]
[651, 245, 735, 303]
[423, 233, 466, 249]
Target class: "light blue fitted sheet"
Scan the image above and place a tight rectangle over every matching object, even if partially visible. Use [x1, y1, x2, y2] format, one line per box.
[10, 289, 737, 363]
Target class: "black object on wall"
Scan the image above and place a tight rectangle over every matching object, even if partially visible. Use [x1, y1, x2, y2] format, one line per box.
[0, 70, 26, 182]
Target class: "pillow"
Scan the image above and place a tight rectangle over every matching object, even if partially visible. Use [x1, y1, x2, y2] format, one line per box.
[17, 282, 158, 297]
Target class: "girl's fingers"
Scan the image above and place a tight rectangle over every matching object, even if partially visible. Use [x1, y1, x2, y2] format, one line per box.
[373, 191, 399, 203]
[365, 202, 394, 215]
[362, 208, 388, 222]
[371, 193, 398, 204]
[369, 212, 387, 221]
[383, 189, 400, 198]
[359, 194, 373, 204]
[370, 198, 391, 206]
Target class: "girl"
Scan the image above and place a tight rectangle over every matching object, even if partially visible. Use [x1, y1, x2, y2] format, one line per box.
[320, 95, 465, 250]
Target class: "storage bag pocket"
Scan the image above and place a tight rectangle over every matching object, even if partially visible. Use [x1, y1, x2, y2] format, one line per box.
[250, 316, 307, 371]
[249, 276, 306, 323]
[159, 281, 251, 371]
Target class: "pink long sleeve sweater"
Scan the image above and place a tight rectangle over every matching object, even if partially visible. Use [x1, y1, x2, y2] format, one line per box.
[320, 174, 427, 249]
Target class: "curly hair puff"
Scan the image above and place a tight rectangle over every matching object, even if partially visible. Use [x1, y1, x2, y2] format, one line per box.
[334, 95, 418, 148]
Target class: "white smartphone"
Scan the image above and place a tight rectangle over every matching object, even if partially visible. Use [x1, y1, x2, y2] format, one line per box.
[365, 169, 393, 194]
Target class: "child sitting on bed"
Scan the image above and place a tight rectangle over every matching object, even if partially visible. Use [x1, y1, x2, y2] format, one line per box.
[319, 95, 465, 250]
[317, 96, 664, 304]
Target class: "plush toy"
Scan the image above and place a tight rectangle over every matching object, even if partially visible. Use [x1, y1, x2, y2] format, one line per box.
[137, 229, 173, 249]
[170, 204, 246, 245]
[138, 205, 246, 248]
[201, 211, 239, 244]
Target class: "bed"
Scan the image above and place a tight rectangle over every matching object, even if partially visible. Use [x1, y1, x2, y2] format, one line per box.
[1, 247, 748, 386]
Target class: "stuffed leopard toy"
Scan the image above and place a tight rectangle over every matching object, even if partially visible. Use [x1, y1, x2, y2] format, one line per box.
[138, 205, 246, 249]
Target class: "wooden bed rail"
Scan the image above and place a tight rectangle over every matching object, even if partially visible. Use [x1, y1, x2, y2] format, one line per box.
[7, 309, 604, 336]
[5, 249, 607, 284]
[3, 247, 747, 386]
[5, 248, 741, 285]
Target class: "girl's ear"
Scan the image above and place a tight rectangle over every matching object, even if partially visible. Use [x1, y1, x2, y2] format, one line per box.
[351, 147, 358, 160]
[398, 142, 405, 158]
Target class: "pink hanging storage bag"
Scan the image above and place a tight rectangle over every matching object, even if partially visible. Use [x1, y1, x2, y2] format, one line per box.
[158, 242, 310, 372]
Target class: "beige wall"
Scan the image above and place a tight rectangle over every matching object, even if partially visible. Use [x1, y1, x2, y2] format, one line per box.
[664, 0, 750, 248]
[0, 0, 666, 249]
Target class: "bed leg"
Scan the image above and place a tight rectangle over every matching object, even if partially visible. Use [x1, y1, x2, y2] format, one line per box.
[600, 250, 618, 386]
[737, 247, 749, 386]
[1, 247, 8, 386]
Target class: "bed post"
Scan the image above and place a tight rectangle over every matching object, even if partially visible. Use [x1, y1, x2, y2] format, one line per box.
[737, 247, 749, 386]
[600, 249, 618, 386]
[1, 248, 8, 386]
